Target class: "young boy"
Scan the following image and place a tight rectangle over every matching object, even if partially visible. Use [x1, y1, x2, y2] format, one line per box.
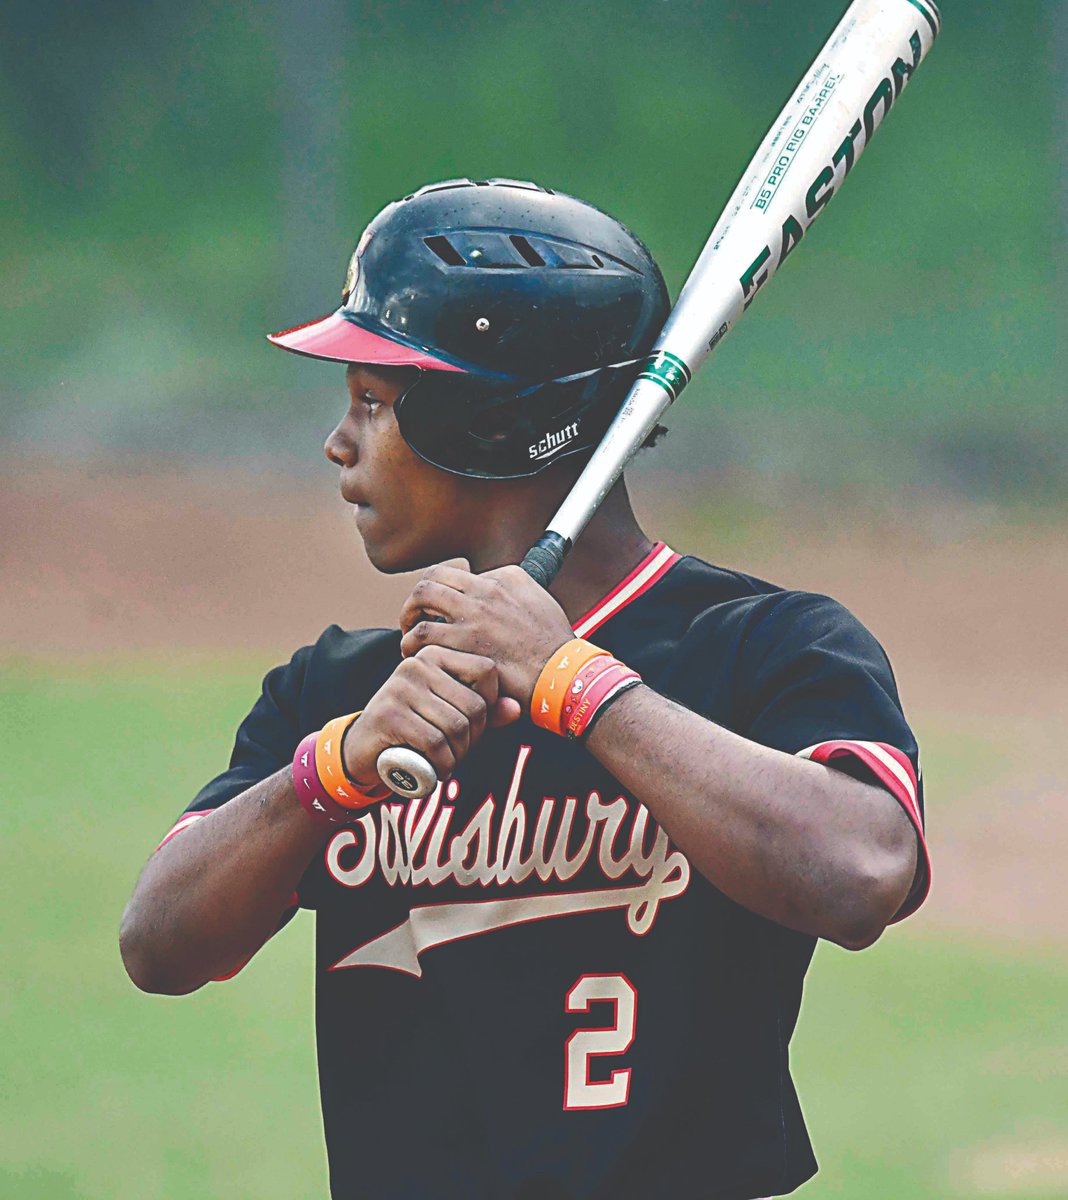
[121, 179, 929, 1200]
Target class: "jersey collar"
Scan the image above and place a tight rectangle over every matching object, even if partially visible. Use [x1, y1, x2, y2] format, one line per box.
[571, 542, 680, 639]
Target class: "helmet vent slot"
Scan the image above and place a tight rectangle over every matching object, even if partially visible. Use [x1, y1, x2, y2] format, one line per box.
[424, 236, 466, 266]
[510, 235, 545, 267]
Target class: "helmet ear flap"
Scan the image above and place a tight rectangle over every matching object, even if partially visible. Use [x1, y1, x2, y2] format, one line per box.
[393, 361, 643, 480]
[394, 373, 535, 478]
[467, 394, 533, 446]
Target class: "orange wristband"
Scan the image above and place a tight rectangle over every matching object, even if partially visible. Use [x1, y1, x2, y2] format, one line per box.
[531, 638, 611, 734]
[316, 712, 390, 809]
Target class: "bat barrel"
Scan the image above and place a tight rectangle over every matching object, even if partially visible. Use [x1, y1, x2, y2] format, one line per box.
[654, 0, 941, 380]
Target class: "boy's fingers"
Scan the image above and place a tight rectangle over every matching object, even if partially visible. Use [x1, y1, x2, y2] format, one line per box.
[488, 697, 522, 728]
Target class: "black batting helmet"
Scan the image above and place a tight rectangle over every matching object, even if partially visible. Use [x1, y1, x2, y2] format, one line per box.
[269, 178, 669, 479]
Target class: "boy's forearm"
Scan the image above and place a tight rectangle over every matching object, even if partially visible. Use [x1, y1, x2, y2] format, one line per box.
[586, 685, 917, 948]
[119, 769, 326, 994]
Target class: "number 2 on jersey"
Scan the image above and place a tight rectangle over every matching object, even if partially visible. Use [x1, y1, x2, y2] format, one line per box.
[563, 974, 637, 1110]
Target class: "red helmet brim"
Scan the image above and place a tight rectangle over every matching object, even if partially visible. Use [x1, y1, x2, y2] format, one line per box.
[267, 311, 465, 372]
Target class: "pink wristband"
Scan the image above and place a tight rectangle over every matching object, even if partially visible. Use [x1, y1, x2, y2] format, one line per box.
[292, 732, 356, 826]
[560, 656, 623, 734]
[566, 663, 642, 740]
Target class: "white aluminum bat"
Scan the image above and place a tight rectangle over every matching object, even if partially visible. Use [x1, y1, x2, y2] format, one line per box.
[378, 0, 942, 799]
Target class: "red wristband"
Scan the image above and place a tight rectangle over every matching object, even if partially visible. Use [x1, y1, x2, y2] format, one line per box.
[292, 732, 356, 827]
[560, 655, 623, 734]
[565, 663, 642, 740]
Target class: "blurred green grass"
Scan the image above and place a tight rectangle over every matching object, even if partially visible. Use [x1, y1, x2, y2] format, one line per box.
[2, 657, 1064, 1198]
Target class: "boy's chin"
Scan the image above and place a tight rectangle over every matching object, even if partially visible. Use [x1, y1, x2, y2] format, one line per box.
[362, 536, 437, 577]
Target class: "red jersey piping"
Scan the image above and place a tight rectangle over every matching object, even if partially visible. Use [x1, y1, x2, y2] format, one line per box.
[572, 542, 680, 639]
[797, 739, 931, 921]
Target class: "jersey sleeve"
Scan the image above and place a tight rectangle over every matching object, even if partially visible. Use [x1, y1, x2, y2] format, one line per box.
[161, 640, 312, 835]
[154, 643, 317, 976]
[734, 591, 930, 922]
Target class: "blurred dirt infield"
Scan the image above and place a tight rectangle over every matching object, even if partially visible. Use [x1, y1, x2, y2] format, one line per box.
[3, 459, 1065, 948]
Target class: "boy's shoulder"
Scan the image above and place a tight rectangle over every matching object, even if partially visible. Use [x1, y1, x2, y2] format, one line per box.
[630, 549, 870, 647]
[279, 551, 885, 709]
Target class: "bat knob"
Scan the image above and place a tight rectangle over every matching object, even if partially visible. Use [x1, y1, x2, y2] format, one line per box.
[376, 747, 438, 800]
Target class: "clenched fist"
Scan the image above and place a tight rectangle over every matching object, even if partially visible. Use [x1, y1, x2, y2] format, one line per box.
[342, 645, 521, 787]
[397, 562, 574, 709]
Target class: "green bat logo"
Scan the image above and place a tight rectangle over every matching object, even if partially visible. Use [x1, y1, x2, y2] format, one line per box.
[740, 28, 926, 311]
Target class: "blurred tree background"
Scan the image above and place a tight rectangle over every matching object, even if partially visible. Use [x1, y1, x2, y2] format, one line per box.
[1, 0, 1062, 502]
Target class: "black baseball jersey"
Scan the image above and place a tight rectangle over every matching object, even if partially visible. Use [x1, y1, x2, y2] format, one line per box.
[163, 543, 930, 1200]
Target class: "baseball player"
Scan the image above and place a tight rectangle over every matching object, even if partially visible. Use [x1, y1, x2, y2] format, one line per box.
[121, 180, 930, 1200]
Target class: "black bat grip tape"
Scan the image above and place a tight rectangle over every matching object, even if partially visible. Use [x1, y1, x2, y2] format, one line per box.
[519, 532, 572, 589]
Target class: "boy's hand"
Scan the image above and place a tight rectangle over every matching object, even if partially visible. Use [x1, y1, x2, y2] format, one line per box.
[342, 646, 521, 788]
[397, 561, 575, 709]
